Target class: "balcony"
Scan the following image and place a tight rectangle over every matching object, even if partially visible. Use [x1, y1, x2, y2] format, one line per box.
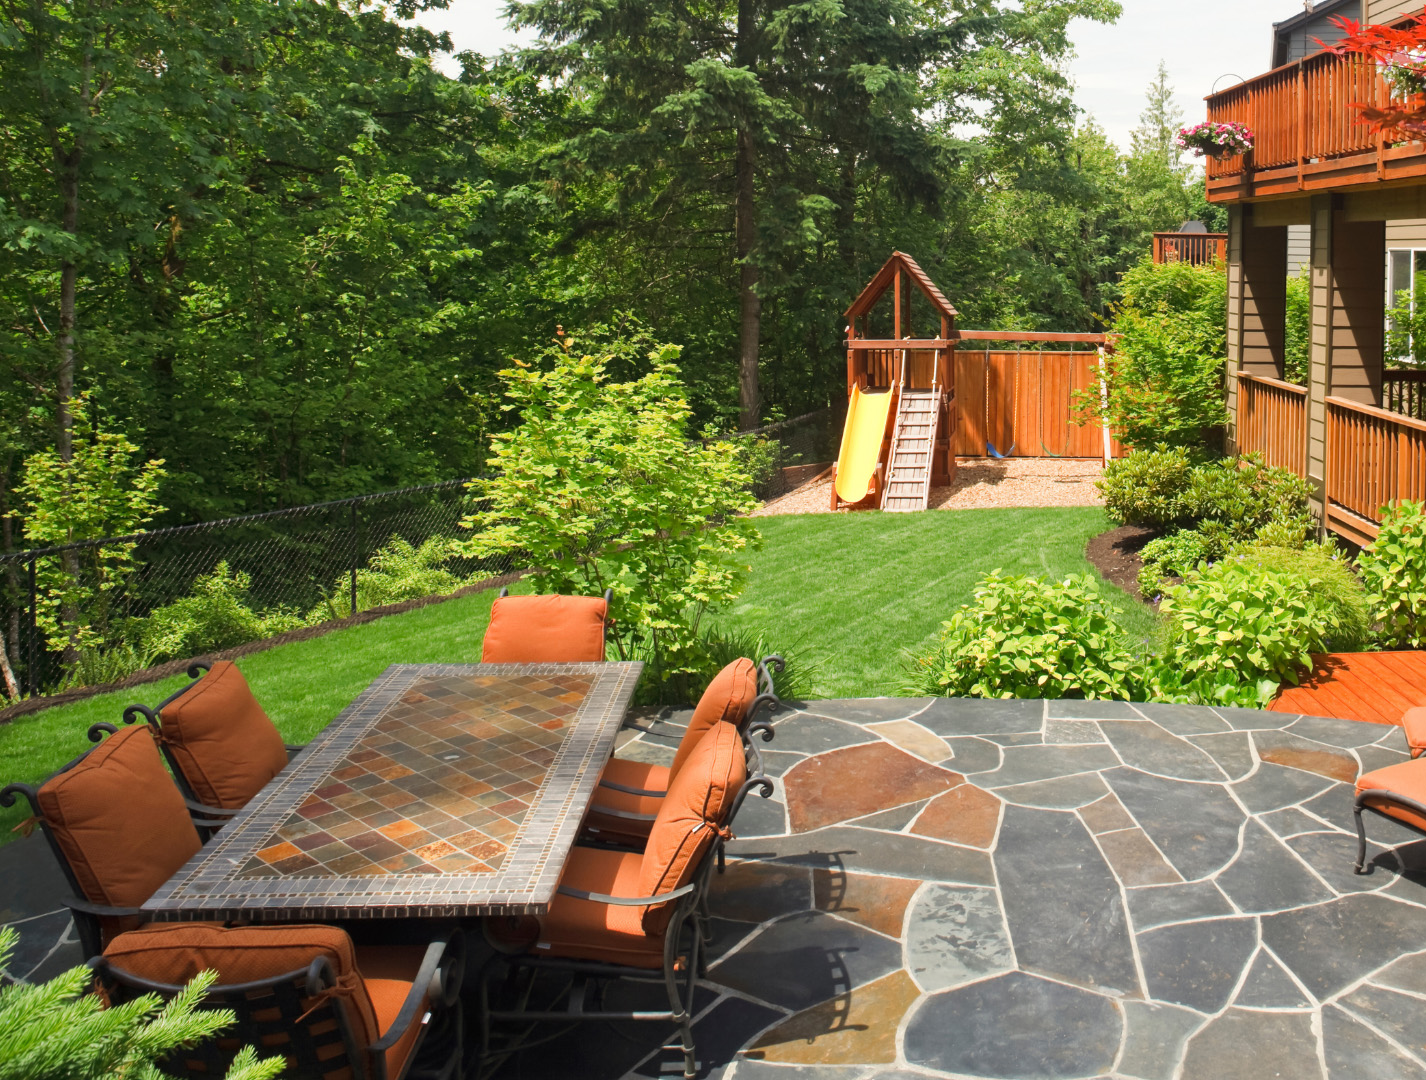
[1204, 25, 1426, 204]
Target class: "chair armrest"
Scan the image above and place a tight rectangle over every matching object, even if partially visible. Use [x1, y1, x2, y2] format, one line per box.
[586, 803, 657, 822]
[368, 936, 448, 1054]
[556, 882, 697, 906]
[185, 798, 237, 818]
[1404, 707, 1426, 759]
[63, 896, 144, 919]
[597, 779, 667, 798]
[284, 744, 306, 757]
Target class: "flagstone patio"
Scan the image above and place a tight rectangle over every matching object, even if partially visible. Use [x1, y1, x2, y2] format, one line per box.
[491, 696, 1426, 1079]
[7, 696, 1426, 1078]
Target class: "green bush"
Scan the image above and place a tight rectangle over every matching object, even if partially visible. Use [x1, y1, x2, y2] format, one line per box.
[1098, 446, 1195, 528]
[463, 340, 760, 701]
[1284, 274, 1310, 385]
[1159, 555, 1357, 696]
[140, 563, 304, 663]
[1076, 257, 1229, 451]
[906, 571, 1148, 701]
[312, 536, 466, 621]
[633, 625, 819, 707]
[1184, 453, 1314, 543]
[1358, 500, 1426, 646]
[59, 642, 159, 690]
[1136, 529, 1210, 598]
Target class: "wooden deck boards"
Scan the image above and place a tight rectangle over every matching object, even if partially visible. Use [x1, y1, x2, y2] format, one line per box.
[1270, 651, 1426, 727]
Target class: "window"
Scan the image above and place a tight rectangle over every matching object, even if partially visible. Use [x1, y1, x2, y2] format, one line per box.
[1387, 249, 1426, 364]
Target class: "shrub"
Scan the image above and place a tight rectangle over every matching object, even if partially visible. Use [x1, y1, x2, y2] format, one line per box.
[59, 642, 159, 691]
[0, 926, 282, 1080]
[631, 625, 819, 707]
[312, 536, 466, 621]
[906, 571, 1148, 701]
[1076, 257, 1229, 451]
[140, 562, 304, 662]
[1136, 529, 1211, 598]
[1358, 500, 1426, 646]
[1284, 273, 1310, 384]
[463, 340, 760, 699]
[1159, 555, 1358, 697]
[1184, 453, 1314, 542]
[1229, 541, 1371, 652]
[1098, 446, 1195, 528]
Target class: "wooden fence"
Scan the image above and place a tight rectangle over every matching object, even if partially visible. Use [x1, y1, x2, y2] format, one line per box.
[1237, 373, 1308, 476]
[1385, 370, 1426, 422]
[1326, 397, 1426, 545]
[1153, 233, 1228, 266]
[952, 350, 1122, 459]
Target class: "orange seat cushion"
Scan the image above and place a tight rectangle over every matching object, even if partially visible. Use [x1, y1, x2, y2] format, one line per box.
[669, 658, 758, 779]
[583, 757, 668, 840]
[534, 846, 664, 969]
[1404, 706, 1426, 760]
[1358, 759, 1426, 834]
[158, 661, 288, 810]
[102, 922, 428, 1074]
[638, 723, 746, 934]
[480, 594, 608, 663]
[36, 726, 201, 910]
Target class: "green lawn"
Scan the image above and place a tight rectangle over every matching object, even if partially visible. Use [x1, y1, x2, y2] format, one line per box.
[712, 507, 1155, 699]
[0, 506, 1148, 845]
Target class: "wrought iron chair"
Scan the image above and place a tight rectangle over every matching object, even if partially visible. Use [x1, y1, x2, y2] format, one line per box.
[583, 655, 783, 844]
[121, 660, 302, 825]
[91, 922, 465, 1080]
[1354, 756, 1426, 872]
[480, 721, 773, 1080]
[480, 588, 613, 662]
[0, 723, 220, 956]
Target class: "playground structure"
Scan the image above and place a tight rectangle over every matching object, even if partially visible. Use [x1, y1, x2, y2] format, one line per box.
[831, 252, 1115, 513]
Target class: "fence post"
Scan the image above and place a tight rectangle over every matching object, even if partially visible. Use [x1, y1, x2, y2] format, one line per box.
[349, 503, 360, 618]
[26, 557, 37, 697]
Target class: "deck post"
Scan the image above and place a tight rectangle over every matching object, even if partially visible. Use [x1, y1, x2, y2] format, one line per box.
[1226, 206, 1287, 456]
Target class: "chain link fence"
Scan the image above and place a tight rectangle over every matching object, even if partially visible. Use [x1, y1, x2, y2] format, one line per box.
[0, 409, 842, 701]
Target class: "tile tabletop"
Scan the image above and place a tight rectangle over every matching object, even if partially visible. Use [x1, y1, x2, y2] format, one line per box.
[143, 662, 642, 921]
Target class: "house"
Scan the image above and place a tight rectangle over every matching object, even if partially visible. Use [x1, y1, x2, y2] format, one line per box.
[1205, 0, 1426, 545]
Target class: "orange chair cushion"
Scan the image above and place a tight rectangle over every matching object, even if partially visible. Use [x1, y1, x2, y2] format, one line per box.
[101, 922, 426, 1059]
[583, 757, 668, 840]
[669, 658, 758, 779]
[1358, 759, 1426, 834]
[157, 661, 288, 810]
[36, 726, 201, 910]
[533, 846, 663, 969]
[1404, 706, 1426, 760]
[480, 594, 608, 663]
[638, 723, 746, 934]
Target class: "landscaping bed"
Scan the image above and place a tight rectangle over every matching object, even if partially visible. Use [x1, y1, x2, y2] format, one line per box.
[1084, 523, 1156, 602]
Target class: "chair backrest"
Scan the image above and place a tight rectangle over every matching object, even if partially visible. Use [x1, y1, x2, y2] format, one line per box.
[480, 593, 609, 663]
[144, 661, 288, 810]
[99, 922, 380, 1080]
[667, 658, 758, 781]
[638, 723, 747, 934]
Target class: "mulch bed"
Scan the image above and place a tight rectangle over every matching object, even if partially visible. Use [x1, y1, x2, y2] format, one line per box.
[1085, 524, 1157, 603]
[0, 571, 524, 726]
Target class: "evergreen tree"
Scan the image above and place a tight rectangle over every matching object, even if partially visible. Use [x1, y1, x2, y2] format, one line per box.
[1131, 61, 1184, 169]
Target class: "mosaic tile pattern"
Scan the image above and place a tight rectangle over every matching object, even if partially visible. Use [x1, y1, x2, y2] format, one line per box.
[143, 662, 640, 920]
[497, 697, 1426, 1080]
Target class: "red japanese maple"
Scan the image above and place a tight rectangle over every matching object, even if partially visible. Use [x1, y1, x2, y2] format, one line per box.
[1318, 10, 1426, 134]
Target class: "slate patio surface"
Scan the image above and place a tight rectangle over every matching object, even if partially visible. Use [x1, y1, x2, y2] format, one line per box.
[8, 697, 1426, 1079]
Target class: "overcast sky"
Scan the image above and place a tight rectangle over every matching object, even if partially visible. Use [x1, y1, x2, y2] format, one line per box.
[419, 0, 1313, 150]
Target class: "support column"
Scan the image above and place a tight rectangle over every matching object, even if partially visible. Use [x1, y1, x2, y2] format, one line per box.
[1306, 198, 1386, 522]
[1226, 205, 1288, 455]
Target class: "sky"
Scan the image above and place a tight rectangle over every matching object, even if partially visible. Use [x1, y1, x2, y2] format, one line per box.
[418, 0, 1314, 151]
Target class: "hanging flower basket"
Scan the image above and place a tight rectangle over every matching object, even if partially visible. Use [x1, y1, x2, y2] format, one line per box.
[1177, 121, 1255, 160]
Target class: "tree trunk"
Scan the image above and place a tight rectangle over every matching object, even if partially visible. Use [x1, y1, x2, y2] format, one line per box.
[735, 0, 760, 433]
[736, 127, 761, 433]
[57, 157, 79, 463]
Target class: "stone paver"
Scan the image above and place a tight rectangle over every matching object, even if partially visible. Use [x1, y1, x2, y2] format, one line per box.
[11, 696, 1426, 1080]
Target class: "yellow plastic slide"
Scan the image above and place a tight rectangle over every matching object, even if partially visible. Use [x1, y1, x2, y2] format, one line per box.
[834, 385, 893, 505]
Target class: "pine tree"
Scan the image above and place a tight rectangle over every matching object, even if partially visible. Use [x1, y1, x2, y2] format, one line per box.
[1131, 61, 1185, 170]
[0, 927, 284, 1080]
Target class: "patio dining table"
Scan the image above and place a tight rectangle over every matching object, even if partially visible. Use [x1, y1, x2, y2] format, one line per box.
[141, 661, 642, 922]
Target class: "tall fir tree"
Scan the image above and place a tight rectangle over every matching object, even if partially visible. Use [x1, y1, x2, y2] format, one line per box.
[1131, 60, 1185, 169]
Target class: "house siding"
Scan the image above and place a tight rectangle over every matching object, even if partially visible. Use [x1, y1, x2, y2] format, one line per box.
[1288, 224, 1311, 276]
[1368, 0, 1417, 21]
[1276, 2, 1360, 64]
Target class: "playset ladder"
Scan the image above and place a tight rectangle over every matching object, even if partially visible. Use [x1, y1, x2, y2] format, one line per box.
[881, 390, 940, 512]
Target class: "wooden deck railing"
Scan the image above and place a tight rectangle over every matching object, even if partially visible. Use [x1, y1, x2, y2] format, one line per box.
[1326, 396, 1426, 543]
[1237, 373, 1307, 476]
[1385, 369, 1426, 421]
[1152, 233, 1228, 266]
[1203, 18, 1426, 202]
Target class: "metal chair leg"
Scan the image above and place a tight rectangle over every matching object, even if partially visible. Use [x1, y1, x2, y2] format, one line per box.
[1354, 803, 1369, 874]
